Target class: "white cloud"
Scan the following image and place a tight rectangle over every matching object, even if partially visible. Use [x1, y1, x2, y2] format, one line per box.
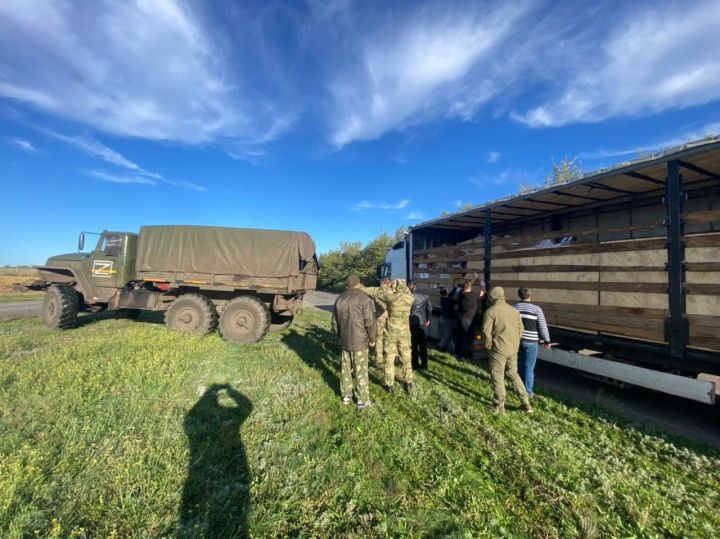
[0, 0, 290, 145]
[12, 138, 35, 152]
[353, 199, 410, 211]
[327, 2, 532, 146]
[580, 121, 720, 160]
[406, 211, 425, 220]
[514, 2, 720, 127]
[487, 151, 500, 164]
[85, 170, 157, 186]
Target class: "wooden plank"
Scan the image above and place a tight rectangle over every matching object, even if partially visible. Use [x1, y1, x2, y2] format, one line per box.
[686, 284, 720, 294]
[688, 337, 720, 352]
[541, 302, 668, 319]
[688, 314, 720, 328]
[686, 262, 720, 271]
[686, 247, 720, 263]
[684, 208, 720, 224]
[548, 317, 665, 342]
[492, 221, 664, 248]
[686, 234, 720, 247]
[528, 289, 598, 305]
[547, 311, 663, 331]
[492, 264, 664, 273]
[686, 271, 720, 284]
[600, 271, 667, 284]
[600, 291, 668, 310]
[492, 280, 666, 293]
[493, 237, 666, 259]
[687, 294, 720, 317]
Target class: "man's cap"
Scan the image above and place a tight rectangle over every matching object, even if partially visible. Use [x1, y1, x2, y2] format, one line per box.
[347, 275, 361, 287]
[489, 286, 505, 301]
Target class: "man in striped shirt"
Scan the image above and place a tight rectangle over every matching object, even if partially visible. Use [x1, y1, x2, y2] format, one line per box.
[514, 287, 551, 397]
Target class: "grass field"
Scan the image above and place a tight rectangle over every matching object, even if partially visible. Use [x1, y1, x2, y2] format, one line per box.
[1, 308, 719, 538]
[0, 268, 43, 302]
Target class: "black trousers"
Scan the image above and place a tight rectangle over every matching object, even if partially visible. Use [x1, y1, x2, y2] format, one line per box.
[410, 325, 428, 369]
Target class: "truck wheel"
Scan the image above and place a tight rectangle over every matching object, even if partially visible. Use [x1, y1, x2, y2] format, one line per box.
[43, 284, 79, 330]
[165, 294, 218, 336]
[219, 296, 271, 343]
[269, 313, 294, 333]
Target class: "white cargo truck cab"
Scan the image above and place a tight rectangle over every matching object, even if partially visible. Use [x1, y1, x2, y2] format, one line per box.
[377, 239, 410, 281]
[380, 139, 720, 405]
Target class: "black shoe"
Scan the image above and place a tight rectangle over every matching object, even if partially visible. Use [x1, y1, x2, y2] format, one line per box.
[403, 382, 413, 393]
[384, 385, 394, 394]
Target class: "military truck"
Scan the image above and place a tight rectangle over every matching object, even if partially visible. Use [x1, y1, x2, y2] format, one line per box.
[27, 225, 318, 343]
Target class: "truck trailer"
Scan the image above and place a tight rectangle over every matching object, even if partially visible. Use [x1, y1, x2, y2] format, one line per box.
[27, 225, 318, 343]
[379, 139, 720, 404]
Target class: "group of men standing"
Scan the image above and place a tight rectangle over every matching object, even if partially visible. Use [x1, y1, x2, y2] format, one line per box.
[331, 274, 550, 414]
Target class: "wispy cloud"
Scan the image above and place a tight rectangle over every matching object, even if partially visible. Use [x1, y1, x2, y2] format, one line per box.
[487, 151, 500, 164]
[513, 2, 720, 127]
[0, 0, 292, 145]
[42, 129, 206, 191]
[12, 138, 35, 152]
[580, 121, 720, 160]
[85, 169, 157, 186]
[326, 2, 532, 146]
[406, 211, 424, 220]
[44, 130, 160, 178]
[353, 199, 410, 211]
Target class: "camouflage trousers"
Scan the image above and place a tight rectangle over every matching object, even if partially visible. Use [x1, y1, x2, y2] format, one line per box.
[341, 349, 370, 403]
[383, 331, 413, 386]
[488, 350, 530, 408]
[373, 312, 388, 368]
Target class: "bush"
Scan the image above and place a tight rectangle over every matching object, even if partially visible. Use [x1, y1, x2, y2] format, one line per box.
[318, 229, 405, 292]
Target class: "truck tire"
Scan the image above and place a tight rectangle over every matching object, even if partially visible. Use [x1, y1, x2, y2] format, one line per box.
[219, 295, 271, 343]
[165, 294, 218, 336]
[43, 284, 79, 330]
[269, 313, 294, 333]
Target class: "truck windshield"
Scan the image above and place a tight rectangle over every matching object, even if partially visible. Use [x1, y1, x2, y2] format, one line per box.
[100, 235, 123, 257]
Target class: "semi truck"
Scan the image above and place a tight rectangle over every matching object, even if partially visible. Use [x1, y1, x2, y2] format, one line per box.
[378, 138, 720, 404]
[25, 225, 318, 343]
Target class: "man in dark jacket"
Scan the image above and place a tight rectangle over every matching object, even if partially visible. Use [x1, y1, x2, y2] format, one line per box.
[437, 288, 456, 351]
[331, 275, 377, 409]
[455, 275, 485, 360]
[408, 280, 432, 370]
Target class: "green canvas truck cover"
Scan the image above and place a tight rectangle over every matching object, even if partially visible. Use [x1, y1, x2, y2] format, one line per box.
[136, 225, 317, 278]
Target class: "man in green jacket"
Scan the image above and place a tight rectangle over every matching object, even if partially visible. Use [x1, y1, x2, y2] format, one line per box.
[362, 279, 415, 393]
[482, 286, 533, 414]
[332, 275, 377, 409]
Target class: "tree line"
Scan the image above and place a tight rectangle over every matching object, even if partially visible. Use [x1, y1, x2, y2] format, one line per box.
[318, 227, 406, 292]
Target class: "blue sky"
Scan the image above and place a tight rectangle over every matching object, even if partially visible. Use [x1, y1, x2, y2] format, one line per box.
[2, 0, 720, 265]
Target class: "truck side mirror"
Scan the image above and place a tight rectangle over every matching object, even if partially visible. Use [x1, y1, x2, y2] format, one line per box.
[78, 232, 85, 251]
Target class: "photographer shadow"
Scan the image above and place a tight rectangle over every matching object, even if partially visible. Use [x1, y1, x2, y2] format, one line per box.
[177, 384, 253, 538]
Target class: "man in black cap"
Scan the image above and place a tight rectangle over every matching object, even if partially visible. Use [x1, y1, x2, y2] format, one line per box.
[407, 280, 432, 370]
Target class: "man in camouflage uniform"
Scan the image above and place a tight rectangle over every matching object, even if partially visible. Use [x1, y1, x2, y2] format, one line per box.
[362, 278, 415, 393]
[372, 277, 391, 368]
[332, 275, 377, 409]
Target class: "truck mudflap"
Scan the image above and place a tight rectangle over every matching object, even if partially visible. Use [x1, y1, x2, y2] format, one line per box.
[12, 280, 49, 292]
[538, 347, 717, 405]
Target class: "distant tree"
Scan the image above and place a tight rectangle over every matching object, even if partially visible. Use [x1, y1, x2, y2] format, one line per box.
[440, 211, 449, 217]
[458, 203, 474, 212]
[393, 226, 407, 242]
[545, 156, 583, 185]
[518, 182, 536, 194]
[318, 232, 395, 292]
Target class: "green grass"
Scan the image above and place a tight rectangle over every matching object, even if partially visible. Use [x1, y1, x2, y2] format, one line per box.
[1, 310, 719, 538]
[0, 293, 43, 303]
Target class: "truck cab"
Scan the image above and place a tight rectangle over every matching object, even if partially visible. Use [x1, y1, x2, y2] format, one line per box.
[377, 238, 409, 281]
[38, 230, 138, 304]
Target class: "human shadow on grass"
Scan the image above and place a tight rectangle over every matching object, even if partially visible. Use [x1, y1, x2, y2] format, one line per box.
[282, 325, 342, 395]
[177, 384, 253, 538]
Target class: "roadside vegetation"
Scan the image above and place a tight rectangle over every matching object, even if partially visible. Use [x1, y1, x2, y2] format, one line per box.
[0, 268, 42, 302]
[1, 308, 719, 537]
[318, 228, 405, 292]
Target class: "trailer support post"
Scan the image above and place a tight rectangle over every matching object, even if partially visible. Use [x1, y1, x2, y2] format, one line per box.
[665, 159, 689, 358]
[484, 210, 492, 290]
